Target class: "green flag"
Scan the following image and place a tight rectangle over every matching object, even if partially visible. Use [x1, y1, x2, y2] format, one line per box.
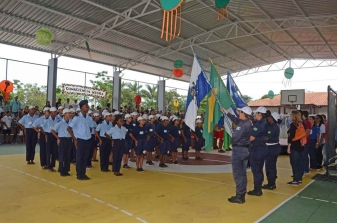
[202, 62, 234, 152]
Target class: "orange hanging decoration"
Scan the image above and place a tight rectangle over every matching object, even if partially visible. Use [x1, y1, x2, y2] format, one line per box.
[160, 0, 184, 42]
[0, 80, 13, 102]
[134, 94, 142, 110]
[215, 0, 230, 20]
[173, 68, 184, 78]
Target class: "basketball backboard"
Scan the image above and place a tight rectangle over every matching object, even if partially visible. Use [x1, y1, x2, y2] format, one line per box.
[280, 89, 305, 105]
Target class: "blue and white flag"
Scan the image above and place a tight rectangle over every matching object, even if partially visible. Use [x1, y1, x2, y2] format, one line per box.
[185, 55, 210, 131]
[226, 71, 247, 108]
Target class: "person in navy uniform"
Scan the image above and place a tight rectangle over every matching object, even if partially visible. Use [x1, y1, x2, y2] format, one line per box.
[145, 115, 156, 166]
[122, 114, 133, 169]
[32, 107, 50, 169]
[67, 100, 94, 180]
[105, 115, 127, 176]
[155, 116, 171, 168]
[95, 112, 113, 172]
[193, 119, 204, 160]
[169, 117, 181, 164]
[181, 120, 191, 162]
[40, 107, 59, 172]
[90, 113, 100, 164]
[262, 112, 282, 190]
[51, 109, 72, 177]
[18, 106, 38, 164]
[221, 106, 253, 204]
[129, 112, 138, 162]
[248, 106, 268, 196]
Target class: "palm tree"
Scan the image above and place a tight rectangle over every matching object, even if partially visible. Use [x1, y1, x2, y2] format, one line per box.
[140, 84, 157, 108]
[125, 82, 143, 94]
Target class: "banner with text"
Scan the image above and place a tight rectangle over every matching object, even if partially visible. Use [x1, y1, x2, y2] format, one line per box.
[62, 84, 106, 98]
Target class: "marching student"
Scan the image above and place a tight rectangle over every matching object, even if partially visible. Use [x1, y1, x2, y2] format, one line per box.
[56, 106, 63, 122]
[69, 108, 76, 164]
[193, 119, 204, 160]
[51, 109, 72, 177]
[18, 106, 38, 165]
[86, 111, 96, 168]
[2, 111, 13, 144]
[155, 116, 170, 168]
[130, 112, 138, 162]
[169, 117, 181, 164]
[122, 114, 133, 169]
[95, 112, 113, 172]
[181, 120, 191, 162]
[105, 115, 127, 176]
[40, 107, 59, 172]
[129, 116, 148, 172]
[67, 100, 94, 180]
[145, 115, 156, 165]
[91, 113, 100, 162]
[32, 107, 50, 169]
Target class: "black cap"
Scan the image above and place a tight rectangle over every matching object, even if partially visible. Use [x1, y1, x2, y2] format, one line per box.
[79, 100, 88, 108]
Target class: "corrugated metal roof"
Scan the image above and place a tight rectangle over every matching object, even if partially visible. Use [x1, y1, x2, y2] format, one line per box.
[0, 0, 336, 81]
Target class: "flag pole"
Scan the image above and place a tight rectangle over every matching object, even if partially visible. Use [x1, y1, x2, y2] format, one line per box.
[194, 55, 233, 134]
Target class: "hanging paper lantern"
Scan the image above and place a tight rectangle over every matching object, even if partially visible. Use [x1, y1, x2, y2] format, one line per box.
[284, 67, 294, 79]
[85, 41, 92, 60]
[173, 99, 179, 112]
[134, 94, 142, 110]
[268, 90, 274, 99]
[174, 60, 184, 68]
[0, 80, 13, 102]
[160, 0, 184, 42]
[173, 68, 184, 78]
[35, 28, 54, 46]
[215, 0, 230, 20]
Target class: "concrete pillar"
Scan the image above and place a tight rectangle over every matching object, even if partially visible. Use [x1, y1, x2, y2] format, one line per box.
[113, 71, 121, 110]
[157, 80, 165, 112]
[47, 58, 57, 106]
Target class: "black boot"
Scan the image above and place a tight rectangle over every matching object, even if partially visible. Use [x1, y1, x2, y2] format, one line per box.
[262, 179, 276, 190]
[247, 185, 263, 196]
[228, 193, 245, 204]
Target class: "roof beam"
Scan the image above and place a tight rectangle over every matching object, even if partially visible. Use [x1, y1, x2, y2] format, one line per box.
[291, 0, 337, 59]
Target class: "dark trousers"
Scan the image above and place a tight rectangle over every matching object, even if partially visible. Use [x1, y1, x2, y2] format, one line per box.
[46, 133, 57, 168]
[58, 138, 72, 174]
[71, 144, 76, 163]
[265, 144, 281, 182]
[308, 140, 317, 169]
[39, 135, 47, 167]
[25, 128, 37, 161]
[182, 138, 191, 151]
[76, 138, 91, 177]
[100, 138, 111, 171]
[290, 150, 303, 182]
[232, 146, 249, 194]
[112, 139, 125, 173]
[86, 135, 95, 167]
[249, 146, 268, 186]
[301, 143, 310, 174]
[316, 144, 323, 167]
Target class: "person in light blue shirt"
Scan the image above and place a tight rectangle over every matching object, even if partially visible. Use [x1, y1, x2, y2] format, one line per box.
[56, 106, 63, 122]
[18, 106, 38, 164]
[89, 113, 100, 165]
[32, 107, 50, 169]
[40, 107, 59, 172]
[67, 100, 94, 180]
[51, 109, 72, 177]
[105, 116, 127, 176]
[10, 96, 21, 115]
[95, 112, 112, 172]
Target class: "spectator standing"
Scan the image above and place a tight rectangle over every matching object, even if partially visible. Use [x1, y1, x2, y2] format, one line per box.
[10, 95, 21, 115]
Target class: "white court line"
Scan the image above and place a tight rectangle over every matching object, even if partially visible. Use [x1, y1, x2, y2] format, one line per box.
[25, 173, 31, 176]
[32, 176, 39, 179]
[49, 182, 57, 185]
[93, 198, 105, 204]
[136, 217, 148, 223]
[107, 204, 119, 209]
[81, 193, 91, 198]
[40, 178, 47, 182]
[69, 189, 78, 193]
[121, 210, 133, 216]
[300, 196, 313, 200]
[332, 202, 337, 205]
[316, 199, 329, 203]
[254, 180, 315, 223]
[58, 185, 67, 189]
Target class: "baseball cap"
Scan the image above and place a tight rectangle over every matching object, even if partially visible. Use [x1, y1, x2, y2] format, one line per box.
[93, 113, 100, 117]
[124, 114, 131, 119]
[58, 106, 64, 110]
[50, 107, 57, 112]
[161, 116, 169, 121]
[155, 114, 161, 118]
[148, 115, 155, 119]
[63, 108, 70, 115]
[131, 112, 138, 116]
[69, 108, 75, 113]
[271, 112, 281, 121]
[137, 116, 144, 121]
[43, 107, 50, 112]
[237, 106, 253, 115]
[114, 111, 120, 115]
[172, 117, 180, 122]
[143, 114, 148, 119]
[254, 106, 267, 114]
[28, 106, 35, 110]
[196, 119, 203, 123]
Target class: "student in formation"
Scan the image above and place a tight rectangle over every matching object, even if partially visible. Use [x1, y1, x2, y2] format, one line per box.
[18, 106, 38, 164]
[91, 113, 100, 163]
[56, 106, 63, 122]
[2, 111, 12, 144]
[122, 114, 133, 169]
[95, 112, 113, 172]
[169, 116, 181, 164]
[51, 108, 72, 177]
[69, 108, 76, 164]
[32, 107, 50, 169]
[145, 115, 156, 165]
[193, 119, 204, 160]
[130, 112, 138, 162]
[129, 116, 148, 172]
[155, 116, 170, 168]
[181, 119, 191, 162]
[105, 116, 127, 176]
[154, 114, 161, 158]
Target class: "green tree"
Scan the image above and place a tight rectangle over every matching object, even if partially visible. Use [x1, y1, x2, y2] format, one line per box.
[140, 84, 157, 109]
[90, 71, 112, 107]
[261, 94, 269, 99]
[125, 82, 142, 94]
[242, 95, 253, 102]
[13, 80, 46, 107]
[165, 89, 186, 113]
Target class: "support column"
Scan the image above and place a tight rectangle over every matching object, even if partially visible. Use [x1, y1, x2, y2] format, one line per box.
[47, 58, 57, 106]
[157, 80, 165, 112]
[113, 71, 121, 110]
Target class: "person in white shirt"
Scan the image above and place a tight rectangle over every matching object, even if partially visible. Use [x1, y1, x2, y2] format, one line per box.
[72, 99, 79, 111]
[2, 111, 13, 144]
[64, 98, 70, 109]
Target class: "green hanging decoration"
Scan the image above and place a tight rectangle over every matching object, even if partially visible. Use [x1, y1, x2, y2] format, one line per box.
[35, 28, 54, 46]
[215, 0, 230, 20]
[268, 90, 274, 99]
[85, 41, 92, 60]
[283, 67, 294, 87]
[160, 0, 184, 42]
[174, 60, 184, 68]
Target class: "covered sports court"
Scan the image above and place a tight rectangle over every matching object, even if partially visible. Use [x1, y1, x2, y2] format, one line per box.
[0, 0, 337, 222]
